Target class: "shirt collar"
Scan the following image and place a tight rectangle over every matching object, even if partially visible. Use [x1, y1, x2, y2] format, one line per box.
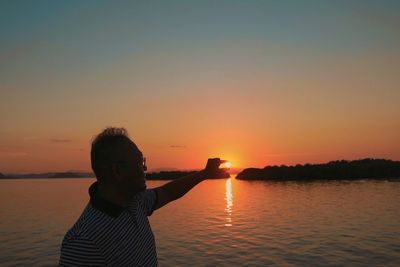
[89, 181, 125, 218]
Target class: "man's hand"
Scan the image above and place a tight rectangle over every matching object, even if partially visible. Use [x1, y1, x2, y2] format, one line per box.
[201, 158, 229, 178]
[154, 157, 230, 210]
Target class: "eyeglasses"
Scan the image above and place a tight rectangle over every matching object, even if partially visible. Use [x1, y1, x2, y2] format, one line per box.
[112, 156, 147, 171]
[142, 157, 147, 171]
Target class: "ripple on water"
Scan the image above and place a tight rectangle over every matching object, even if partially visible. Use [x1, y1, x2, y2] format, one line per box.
[1, 179, 400, 266]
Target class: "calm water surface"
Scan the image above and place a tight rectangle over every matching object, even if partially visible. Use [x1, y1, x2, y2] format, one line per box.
[0, 177, 399, 266]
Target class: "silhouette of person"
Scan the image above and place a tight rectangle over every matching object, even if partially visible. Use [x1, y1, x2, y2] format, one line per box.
[59, 127, 227, 266]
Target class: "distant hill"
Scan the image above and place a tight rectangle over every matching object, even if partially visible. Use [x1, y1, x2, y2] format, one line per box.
[146, 170, 230, 180]
[49, 172, 91, 178]
[0, 170, 230, 180]
[0, 172, 94, 179]
[236, 158, 400, 181]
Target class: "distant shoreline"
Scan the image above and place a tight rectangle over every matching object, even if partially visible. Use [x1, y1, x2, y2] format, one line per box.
[0, 176, 95, 180]
[2, 158, 400, 181]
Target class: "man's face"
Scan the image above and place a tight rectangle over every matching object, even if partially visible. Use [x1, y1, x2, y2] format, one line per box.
[116, 139, 147, 193]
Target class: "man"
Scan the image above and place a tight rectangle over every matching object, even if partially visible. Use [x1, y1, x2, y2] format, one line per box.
[59, 127, 228, 266]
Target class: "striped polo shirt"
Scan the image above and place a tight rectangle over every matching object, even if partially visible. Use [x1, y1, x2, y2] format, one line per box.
[59, 182, 158, 266]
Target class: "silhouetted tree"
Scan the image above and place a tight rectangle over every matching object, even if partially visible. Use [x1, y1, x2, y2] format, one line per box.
[236, 159, 400, 181]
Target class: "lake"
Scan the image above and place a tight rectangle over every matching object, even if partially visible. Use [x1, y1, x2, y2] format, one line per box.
[0, 177, 399, 266]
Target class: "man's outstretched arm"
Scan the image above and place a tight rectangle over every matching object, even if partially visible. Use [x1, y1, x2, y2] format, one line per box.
[153, 158, 227, 210]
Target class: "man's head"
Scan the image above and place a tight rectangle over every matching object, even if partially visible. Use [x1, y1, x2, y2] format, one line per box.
[90, 127, 147, 193]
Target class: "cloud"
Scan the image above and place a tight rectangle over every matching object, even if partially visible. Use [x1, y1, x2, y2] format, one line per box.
[0, 152, 28, 157]
[23, 136, 39, 141]
[48, 138, 72, 143]
[169, 145, 186, 148]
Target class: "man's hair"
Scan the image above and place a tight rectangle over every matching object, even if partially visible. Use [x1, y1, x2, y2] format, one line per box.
[90, 127, 130, 181]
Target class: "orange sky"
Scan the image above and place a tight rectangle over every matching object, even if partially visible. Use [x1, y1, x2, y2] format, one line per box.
[1, 1, 399, 173]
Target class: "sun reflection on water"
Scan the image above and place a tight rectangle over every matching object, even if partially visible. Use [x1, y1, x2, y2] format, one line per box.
[224, 178, 233, 226]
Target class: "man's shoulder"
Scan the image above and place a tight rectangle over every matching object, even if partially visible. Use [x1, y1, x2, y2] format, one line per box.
[63, 203, 108, 242]
[129, 188, 158, 216]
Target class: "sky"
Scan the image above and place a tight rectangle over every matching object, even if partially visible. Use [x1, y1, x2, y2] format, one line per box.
[1, 0, 399, 173]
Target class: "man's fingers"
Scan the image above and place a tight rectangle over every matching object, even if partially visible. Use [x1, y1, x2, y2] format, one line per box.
[206, 158, 228, 169]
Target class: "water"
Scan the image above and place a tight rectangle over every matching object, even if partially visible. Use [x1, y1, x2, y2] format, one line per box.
[1, 177, 400, 266]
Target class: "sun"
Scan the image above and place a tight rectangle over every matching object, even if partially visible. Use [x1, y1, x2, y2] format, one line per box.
[222, 161, 232, 169]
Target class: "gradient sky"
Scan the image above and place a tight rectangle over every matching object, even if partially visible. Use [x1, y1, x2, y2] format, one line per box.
[1, 0, 399, 173]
